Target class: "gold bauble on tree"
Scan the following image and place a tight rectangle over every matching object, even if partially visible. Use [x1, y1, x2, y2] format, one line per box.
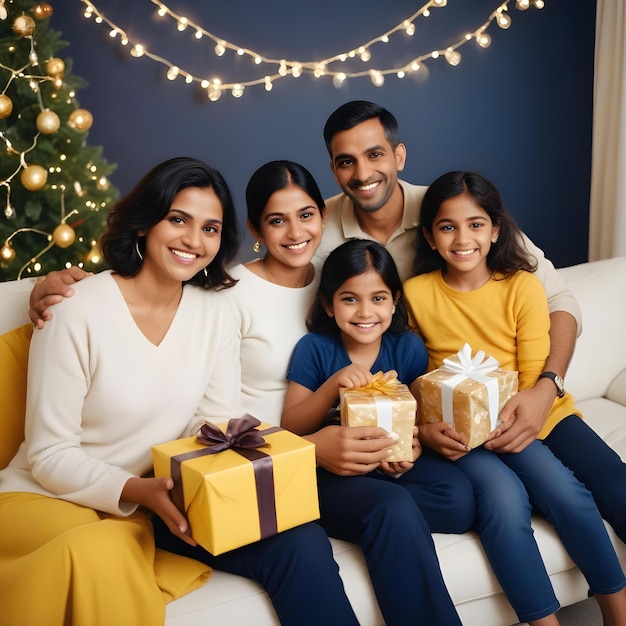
[36, 109, 60, 134]
[1, 242, 16, 262]
[32, 3, 54, 20]
[52, 223, 76, 248]
[12, 14, 36, 37]
[68, 108, 93, 132]
[45, 57, 65, 77]
[0, 94, 13, 119]
[20, 164, 48, 191]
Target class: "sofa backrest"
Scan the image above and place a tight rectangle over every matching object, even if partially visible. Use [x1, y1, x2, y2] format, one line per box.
[557, 256, 626, 402]
[0, 278, 34, 334]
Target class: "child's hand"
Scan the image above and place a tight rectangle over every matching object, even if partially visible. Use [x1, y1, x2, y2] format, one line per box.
[419, 422, 469, 461]
[332, 363, 373, 390]
[307, 425, 397, 476]
[378, 427, 421, 476]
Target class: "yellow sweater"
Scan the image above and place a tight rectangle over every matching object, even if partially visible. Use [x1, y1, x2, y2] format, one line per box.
[403, 270, 579, 439]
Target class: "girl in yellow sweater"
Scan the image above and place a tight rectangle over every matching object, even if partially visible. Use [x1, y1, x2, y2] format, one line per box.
[404, 170, 626, 626]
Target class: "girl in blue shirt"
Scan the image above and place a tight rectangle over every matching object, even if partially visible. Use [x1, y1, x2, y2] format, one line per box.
[282, 239, 467, 626]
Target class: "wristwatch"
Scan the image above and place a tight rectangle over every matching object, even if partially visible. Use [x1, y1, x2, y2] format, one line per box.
[539, 371, 565, 398]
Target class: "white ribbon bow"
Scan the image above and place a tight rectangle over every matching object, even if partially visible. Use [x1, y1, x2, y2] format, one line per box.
[440, 343, 500, 431]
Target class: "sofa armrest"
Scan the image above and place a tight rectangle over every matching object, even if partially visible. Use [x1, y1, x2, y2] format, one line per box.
[606, 369, 626, 407]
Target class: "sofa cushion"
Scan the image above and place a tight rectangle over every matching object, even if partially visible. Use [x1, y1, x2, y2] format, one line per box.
[559, 257, 626, 401]
[0, 323, 33, 469]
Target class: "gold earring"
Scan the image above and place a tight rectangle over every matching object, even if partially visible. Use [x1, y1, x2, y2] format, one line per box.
[203, 267, 208, 278]
[135, 239, 144, 261]
[253, 240, 261, 253]
[492, 237, 499, 244]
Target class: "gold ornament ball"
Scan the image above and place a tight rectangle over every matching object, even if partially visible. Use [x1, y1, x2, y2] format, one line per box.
[20, 164, 48, 191]
[12, 14, 36, 37]
[36, 109, 61, 134]
[68, 108, 93, 132]
[1, 242, 16, 262]
[0, 94, 13, 119]
[46, 57, 65, 78]
[33, 3, 54, 20]
[52, 223, 76, 248]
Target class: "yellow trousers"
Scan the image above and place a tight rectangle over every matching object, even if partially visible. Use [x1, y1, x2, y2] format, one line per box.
[0, 492, 210, 626]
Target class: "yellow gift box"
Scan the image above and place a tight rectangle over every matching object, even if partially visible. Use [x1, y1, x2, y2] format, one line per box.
[152, 415, 320, 555]
[417, 344, 518, 449]
[340, 373, 416, 462]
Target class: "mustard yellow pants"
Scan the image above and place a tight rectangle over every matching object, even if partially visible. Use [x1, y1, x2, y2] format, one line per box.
[0, 492, 210, 626]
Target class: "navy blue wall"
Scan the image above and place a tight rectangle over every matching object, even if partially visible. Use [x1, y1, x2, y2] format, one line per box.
[52, 0, 595, 267]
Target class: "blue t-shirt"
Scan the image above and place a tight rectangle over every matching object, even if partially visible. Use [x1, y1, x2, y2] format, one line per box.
[286, 331, 428, 392]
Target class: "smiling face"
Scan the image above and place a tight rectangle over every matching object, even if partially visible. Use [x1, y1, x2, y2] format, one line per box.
[425, 191, 500, 288]
[251, 183, 324, 275]
[142, 186, 223, 285]
[329, 118, 406, 214]
[326, 267, 397, 351]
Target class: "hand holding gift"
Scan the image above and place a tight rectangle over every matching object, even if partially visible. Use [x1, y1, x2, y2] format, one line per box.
[416, 344, 519, 450]
[340, 371, 417, 463]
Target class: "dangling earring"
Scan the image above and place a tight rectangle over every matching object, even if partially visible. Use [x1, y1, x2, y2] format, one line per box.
[492, 236, 499, 244]
[253, 240, 261, 253]
[203, 267, 208, 278]
[135, 239, 144, 261]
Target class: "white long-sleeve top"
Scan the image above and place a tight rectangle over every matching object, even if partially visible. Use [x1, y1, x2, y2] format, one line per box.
[219, 264, 319, 425]
[0, 271, 239, 516]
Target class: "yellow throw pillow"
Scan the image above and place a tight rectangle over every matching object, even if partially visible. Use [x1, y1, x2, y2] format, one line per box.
[0, 324, 33, 469]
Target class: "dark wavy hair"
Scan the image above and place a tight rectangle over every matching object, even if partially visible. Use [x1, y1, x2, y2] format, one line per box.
[308, 239, 408, 335]
[245, 160, 325, 230]
[413, 170, 536, 277]
[100, 157, 239, 290]
[323, 100, 400, 157]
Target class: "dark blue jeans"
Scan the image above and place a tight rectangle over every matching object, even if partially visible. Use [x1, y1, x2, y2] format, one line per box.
[317, 457, 470, 626]
[544, 414, 626, 543]
[455, 440, 626, 623]
[153, 517, 359, 626]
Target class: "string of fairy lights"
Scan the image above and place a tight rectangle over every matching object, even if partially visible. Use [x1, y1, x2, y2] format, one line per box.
[80, 0, 545, 101]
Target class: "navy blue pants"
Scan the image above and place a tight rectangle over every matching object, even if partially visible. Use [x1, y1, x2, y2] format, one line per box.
[455, 438, 626, 623]
[316, 449, 475, 626]
[544, 414, 626, 543]
[153, 518, 359, 626]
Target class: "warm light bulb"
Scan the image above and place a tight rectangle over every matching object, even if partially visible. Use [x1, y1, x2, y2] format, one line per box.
[445, 49, 461, 66]
[264, 77, 273, 91]
[214, 42, 225, 56]
[332, 73, 347, 89]
[130, 44, 145, 57]
[360, 49, 371, 62]
[231, 84, 244, 98]
[370, 70, 385, 87]
[476, 32, 492, 48]
[516, 0, 531, 9]
[166, 66, 179, 80]
[497, 12, 512, 29]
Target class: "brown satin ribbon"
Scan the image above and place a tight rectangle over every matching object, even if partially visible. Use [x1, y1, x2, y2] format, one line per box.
[170, 424, 282, 548]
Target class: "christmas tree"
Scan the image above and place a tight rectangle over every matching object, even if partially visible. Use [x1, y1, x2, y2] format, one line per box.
[0, 0, 117, 281]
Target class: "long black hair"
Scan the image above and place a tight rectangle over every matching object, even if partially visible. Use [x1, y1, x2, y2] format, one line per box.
[413, 170, 536, 277]
[308, 239, 408, 334]
[101, 157, 239, 289]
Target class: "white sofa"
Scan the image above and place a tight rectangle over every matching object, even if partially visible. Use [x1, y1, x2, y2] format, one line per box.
[1, 256, 625, 626]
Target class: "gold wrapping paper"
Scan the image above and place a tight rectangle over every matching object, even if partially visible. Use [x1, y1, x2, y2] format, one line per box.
[340, 375, 416, 462]
[417, 353, 518, 449]
[152, 422, 319, 555]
